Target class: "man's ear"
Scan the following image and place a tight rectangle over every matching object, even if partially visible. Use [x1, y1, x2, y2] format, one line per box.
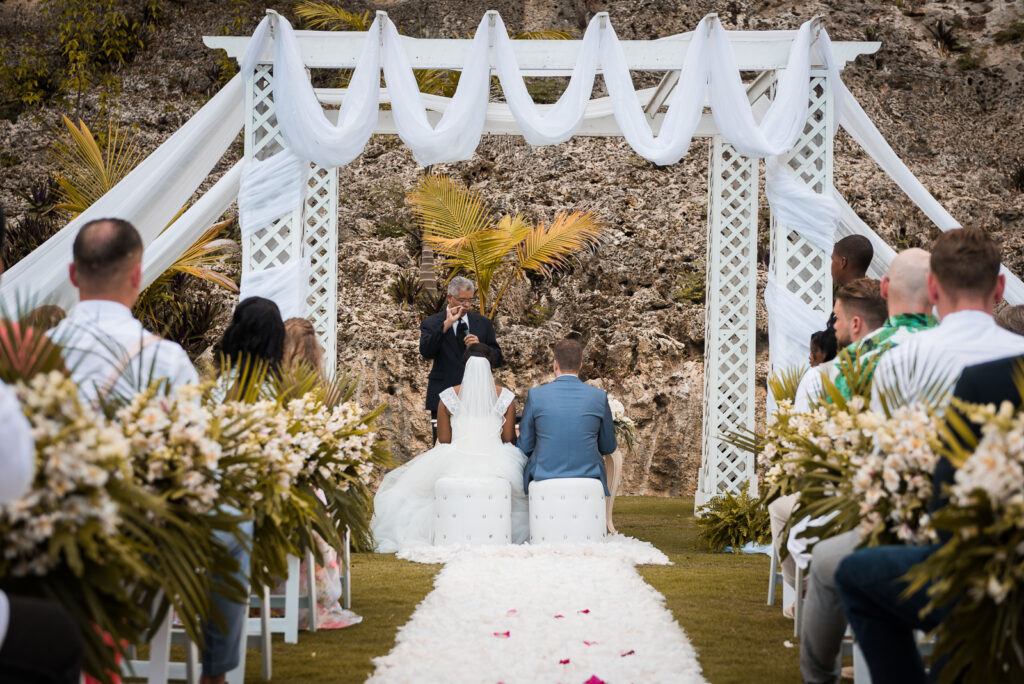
[851, 315, 864, 338]
[129, 261, 142, 290]
[880, 275, 890, 300]
[926, 273, 940, 305]
[69, 263, 78, 287]
[994, 273, 1006, 305]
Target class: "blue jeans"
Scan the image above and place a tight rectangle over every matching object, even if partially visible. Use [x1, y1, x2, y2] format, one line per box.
[202, 522, 252, 677]
[834, 544, 947, 684]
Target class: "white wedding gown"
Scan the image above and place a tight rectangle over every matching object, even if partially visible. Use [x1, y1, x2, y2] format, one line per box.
[371, 358, 530, 552]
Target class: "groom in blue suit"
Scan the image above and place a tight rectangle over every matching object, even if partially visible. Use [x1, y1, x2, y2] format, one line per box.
[519, 339, 617, 495]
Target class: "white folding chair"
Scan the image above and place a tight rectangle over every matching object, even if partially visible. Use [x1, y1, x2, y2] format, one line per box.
[123, 608, 201, 684]
[767, 546, 785, 605]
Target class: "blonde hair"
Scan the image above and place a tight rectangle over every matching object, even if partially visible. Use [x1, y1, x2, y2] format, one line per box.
[283, 318, 324, 378]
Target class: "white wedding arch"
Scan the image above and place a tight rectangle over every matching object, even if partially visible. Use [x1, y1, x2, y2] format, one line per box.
[4, 9, 1022, 507]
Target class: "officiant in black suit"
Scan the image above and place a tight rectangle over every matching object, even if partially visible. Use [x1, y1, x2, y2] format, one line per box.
[419, 276, 503, 442]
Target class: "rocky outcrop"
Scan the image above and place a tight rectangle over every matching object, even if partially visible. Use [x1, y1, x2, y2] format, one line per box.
[2, 1, 1022, 495]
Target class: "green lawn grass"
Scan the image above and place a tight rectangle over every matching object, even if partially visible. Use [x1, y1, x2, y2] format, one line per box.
[247, 496, 798, 683]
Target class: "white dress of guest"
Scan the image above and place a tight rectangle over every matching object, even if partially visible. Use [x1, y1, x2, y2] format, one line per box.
[0, 379, 35, 647]
[49, 300, 198, 404]
[371, 357, 528, 552]
[871, 310, 1024, 412]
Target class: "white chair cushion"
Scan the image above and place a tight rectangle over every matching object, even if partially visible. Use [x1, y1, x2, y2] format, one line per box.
[528, 478, 606, 543]
[433, 477, 513, 546]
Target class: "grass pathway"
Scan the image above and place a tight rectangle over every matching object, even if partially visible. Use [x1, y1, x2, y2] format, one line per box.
[251, 496, 798, 683]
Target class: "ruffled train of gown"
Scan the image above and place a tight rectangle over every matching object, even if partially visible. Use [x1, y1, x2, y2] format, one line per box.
[371, 441, 529, 552]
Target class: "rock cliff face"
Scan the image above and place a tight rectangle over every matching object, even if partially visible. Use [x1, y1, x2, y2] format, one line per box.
[2, 1, 1022, 495]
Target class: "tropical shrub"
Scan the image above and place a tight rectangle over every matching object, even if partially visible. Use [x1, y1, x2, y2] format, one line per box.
[408, 173, 605, 318]
[695, 484, 771, 553]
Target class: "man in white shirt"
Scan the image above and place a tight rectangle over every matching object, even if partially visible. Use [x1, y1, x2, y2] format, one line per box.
[871, 228, 1024, 413]
[51, 218, 247, 684]
[0, 207, 83, 682]
[49, 218, 198, 404]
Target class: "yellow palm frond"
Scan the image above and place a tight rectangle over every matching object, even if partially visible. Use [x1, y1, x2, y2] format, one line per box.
[294, 1, 371, 31]
[409, 174, 494, 256]
[515, 210, 604, 276]
[768, 365, 807, 403]
[513, 29, 576, 39]
[51, 116, 141, 218]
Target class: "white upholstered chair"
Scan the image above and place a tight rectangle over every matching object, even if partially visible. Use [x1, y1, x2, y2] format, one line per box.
[433, 477, 513, 545]
[528, 478, 606, 543]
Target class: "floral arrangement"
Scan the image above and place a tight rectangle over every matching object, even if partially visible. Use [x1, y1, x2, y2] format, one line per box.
[116, 383, 223, 515]
[0, 371, 218, 683]
[906, 399, 1024, 683]
[608, 395, 637, 454]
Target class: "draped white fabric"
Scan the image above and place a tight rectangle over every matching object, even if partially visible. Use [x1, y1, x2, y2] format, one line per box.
[764, 276, 824, 381]
[490, 14, 600, 146]
[238, 149, 307, 237]
[764, 159, 841, 254]
[239, 256, 309, 320]
[707, 20, 812, 159]
[599, 17, 710, 165]
[0, 74, 245, 311]
[381, 15, 492, 166]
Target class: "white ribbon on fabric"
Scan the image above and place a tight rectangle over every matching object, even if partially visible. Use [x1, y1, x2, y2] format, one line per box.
[238, 149, 308, 237]
[381, 15, 491, 166]
[239, 256, 310, 320]
[599, 16, 710, 166]
[490, 13, 600, 146]
[765, 159, 841, 254]
[786, 510, 839, 570]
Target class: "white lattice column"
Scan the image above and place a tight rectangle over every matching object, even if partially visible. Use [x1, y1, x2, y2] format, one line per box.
[696, 137, 759, 510]
[769, 72, 834, 316]
[244, 65, 339, 374]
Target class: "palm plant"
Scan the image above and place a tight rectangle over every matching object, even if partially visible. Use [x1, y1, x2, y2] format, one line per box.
[407, 174, 604, 319]
[50, 115, 141, 218]
[294, 1, 371, 31]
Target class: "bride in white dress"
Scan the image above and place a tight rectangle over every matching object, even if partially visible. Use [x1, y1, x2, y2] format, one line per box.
[372, 348, 529, 552]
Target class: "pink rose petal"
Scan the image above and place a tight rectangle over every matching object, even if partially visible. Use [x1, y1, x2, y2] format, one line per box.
[578, 609, 591, 614]
[493, 631, 510, 638]
[584, 677, 606, 684]
[506, 609, 517, 615]
[583, 640, 597, 646]
[621, 650, 635, 657]
[554, 614, 565, 619]
[559, 659, 570, 665]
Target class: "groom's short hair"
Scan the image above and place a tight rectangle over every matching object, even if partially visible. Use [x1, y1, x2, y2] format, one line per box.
[553, 339, 582, 372]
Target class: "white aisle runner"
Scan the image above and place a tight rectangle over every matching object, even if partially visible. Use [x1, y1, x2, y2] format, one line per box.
[367, 539, 708, 684]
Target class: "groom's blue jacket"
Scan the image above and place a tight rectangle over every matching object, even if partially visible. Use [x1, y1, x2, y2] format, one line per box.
[518, 375, 617, 495]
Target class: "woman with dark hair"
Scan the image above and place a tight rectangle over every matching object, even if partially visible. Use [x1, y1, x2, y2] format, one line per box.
[218, 297, 285, 397]
[371, 342, 528, 551]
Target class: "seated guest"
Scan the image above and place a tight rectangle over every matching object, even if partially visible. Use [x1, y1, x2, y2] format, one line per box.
[809, 330, 837, 367]
[777, 278, 887, 619]
[283, 317, 324, 379]
[280, 318, 362, 630]
[0, 206, 83, 684]
[870, 228, 1024, 412]
[836, 351, 1024, 684]
[49, 218, 249, 684]
[799, 249, 935, 683]
[822, 235, 875, 342]
[215, 296, 285, 399]
[996, 304, 1024, 335]
[50, 218, 196, 404]
[794, 278, 887, 411]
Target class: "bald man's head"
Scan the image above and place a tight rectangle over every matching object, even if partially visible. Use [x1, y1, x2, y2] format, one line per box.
[71, 218, 143, 303]
[882, 248, 932, 316]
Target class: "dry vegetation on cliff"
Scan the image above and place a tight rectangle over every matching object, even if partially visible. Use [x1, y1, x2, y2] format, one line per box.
[2, 0, 1022, 494]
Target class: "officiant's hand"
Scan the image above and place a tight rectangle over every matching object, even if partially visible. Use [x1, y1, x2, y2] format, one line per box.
[443, 305, 463, 332]
[464, 333, 480, 347]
